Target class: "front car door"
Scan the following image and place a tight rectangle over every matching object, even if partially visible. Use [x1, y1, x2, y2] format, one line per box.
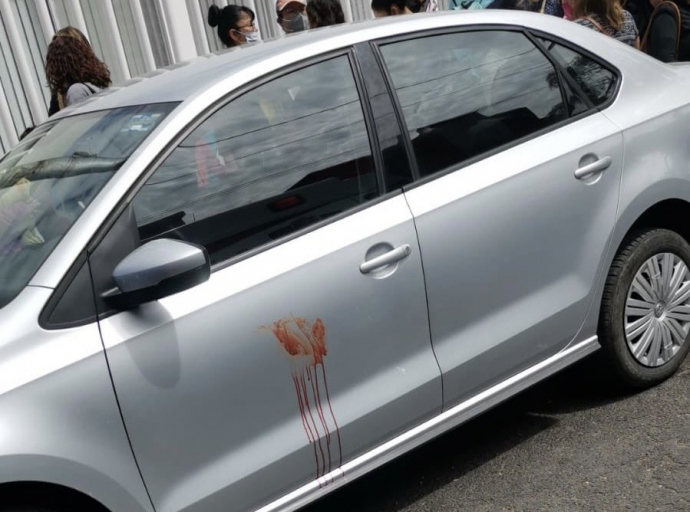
[92, 51, 442, 512]
[376, 28, 624, 406]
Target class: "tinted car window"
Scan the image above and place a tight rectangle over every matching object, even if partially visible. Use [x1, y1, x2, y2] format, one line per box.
[380, 31, 567, 177]
[538, 38, 617, 108]
[134, 55, 377, 264]
[0, 104, 176, 310]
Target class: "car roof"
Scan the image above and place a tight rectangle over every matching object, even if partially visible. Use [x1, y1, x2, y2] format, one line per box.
[54, 10, 598, 117]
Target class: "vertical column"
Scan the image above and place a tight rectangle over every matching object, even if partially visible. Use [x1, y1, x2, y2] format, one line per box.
[128, 0, 156, 72]
[0, 81, 18, 150]
[0, 1, 47, 125]
[257, 0, 279, 39]
[341, 0, 353, 22]
[160, 0, 198, 62]
[186, 0, 210, 56]
[35, 0, 55, 44]
[244, 0, 259, 22]
[62, 0, 90, 37]
[101, 0, 131, 80]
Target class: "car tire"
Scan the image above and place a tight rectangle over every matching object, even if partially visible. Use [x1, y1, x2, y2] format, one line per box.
[599, 228, 690, 388]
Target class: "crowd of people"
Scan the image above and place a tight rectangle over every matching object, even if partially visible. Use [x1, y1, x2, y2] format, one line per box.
[204, 0, 689, 61]
[36, 0, 690, 123]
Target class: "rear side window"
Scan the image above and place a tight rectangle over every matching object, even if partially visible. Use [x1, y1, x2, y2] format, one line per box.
[379, 30, 567, 177]
[538, 39, 617, 108]
[133, 55, 377, 265]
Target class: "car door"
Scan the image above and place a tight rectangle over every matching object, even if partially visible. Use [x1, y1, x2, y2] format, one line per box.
[92, 52, 442, 512]
[376, 29, 624, 407]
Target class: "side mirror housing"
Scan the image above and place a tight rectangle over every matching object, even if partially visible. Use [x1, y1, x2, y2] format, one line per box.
[103, 239, 210, 310]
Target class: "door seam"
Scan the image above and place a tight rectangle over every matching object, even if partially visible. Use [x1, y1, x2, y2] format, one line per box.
[86, 256, 158, 512]
[402, 192, 445, 408]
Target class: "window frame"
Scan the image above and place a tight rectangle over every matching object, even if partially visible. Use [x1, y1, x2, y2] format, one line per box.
[370, 24, 622, 190]
[528, 29, 622, 113]
[88, 47, 391, 277]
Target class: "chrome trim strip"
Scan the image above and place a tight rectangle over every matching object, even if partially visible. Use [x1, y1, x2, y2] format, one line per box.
[256, 335, 600, 512]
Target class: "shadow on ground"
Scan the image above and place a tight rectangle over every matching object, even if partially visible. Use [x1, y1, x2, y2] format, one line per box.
[302, 352, 638, 512]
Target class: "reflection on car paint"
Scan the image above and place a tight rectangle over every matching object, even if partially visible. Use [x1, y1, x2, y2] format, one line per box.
[262, 316, 343, 483]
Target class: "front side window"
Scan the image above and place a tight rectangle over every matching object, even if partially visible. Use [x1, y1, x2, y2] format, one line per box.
[134, 55, 377, 265]
[380, 30, 567, 177]
[0, 103, 176, 309]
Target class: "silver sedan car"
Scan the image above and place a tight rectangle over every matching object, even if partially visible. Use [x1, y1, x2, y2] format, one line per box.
[1, 9, 689, 512]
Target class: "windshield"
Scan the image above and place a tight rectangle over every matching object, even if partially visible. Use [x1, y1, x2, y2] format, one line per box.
[0, 103, 177, 309]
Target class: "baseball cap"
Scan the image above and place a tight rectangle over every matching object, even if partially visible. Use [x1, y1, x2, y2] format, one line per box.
[276, 0, 306, 12]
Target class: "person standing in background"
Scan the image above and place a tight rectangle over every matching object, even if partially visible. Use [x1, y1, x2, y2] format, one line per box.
[208, 4, 260, 46]
[406, 0, 439, 12]
[306, 0, 346, 27]
[45, 35, 111, 111]
[572, 0, 639, 47]
[276, 0, 309, 33]
[642, 0, 690, 61]
[47, 27, 90, 116]
[371, 0, 413, 17]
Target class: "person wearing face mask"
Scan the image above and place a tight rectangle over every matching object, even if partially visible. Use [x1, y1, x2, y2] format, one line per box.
[208, 4, 260, 47]
[276, 0, 309, 33]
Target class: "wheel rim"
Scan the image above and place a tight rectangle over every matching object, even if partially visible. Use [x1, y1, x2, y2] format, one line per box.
[625, 252, 690, 367]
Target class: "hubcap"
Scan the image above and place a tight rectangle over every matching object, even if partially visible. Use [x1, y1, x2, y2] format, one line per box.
[625, 253, 690, 367]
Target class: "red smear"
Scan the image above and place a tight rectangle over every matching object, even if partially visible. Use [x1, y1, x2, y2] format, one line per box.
[263, 316, 343, 484]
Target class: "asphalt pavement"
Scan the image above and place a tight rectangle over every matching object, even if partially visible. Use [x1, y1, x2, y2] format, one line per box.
[303, 352, 690, 512]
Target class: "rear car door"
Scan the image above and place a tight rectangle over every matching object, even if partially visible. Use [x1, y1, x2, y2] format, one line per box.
[91, 51, 442, 512]
[376, 29, 624, 406]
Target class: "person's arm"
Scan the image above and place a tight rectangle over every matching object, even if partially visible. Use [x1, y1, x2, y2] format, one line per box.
[648, 11, 678, 62]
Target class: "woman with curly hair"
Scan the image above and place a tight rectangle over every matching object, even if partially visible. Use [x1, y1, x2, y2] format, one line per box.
[47, 26, 91, 116]
[45, 34, 111, 113]
[306, 0, 345, 27]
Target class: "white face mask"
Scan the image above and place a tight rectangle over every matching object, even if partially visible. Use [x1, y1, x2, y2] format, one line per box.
[231, 29, 260, 45]
[244, 30, 261, 43]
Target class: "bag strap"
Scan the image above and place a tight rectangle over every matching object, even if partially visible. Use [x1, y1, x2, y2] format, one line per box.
[582, 15, 608, 34]
[539, 0, 547, 13]
[641, 1, 682, 59]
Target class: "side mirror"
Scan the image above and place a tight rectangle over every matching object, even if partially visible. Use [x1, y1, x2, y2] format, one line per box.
[103, 239, 210, 310]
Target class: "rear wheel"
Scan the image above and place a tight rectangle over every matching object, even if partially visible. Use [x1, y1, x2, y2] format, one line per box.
[599, 228, 690, 388]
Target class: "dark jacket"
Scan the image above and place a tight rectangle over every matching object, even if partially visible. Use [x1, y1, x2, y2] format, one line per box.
[647, 0, 690, 62]
[48, 92, 60, 117]
[626, 0, 654, 35]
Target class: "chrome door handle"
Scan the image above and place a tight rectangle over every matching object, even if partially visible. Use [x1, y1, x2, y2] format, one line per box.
[360, 244, 412, 274]
[574, 156, 612, 179]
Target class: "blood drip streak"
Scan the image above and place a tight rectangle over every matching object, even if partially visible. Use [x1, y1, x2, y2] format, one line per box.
[309, 365, 332, 477]
[300, 371, 325, 478]
[292, 373, 319, 479]
[320, 362, 343, 468]
[293, 321, 331, 474]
